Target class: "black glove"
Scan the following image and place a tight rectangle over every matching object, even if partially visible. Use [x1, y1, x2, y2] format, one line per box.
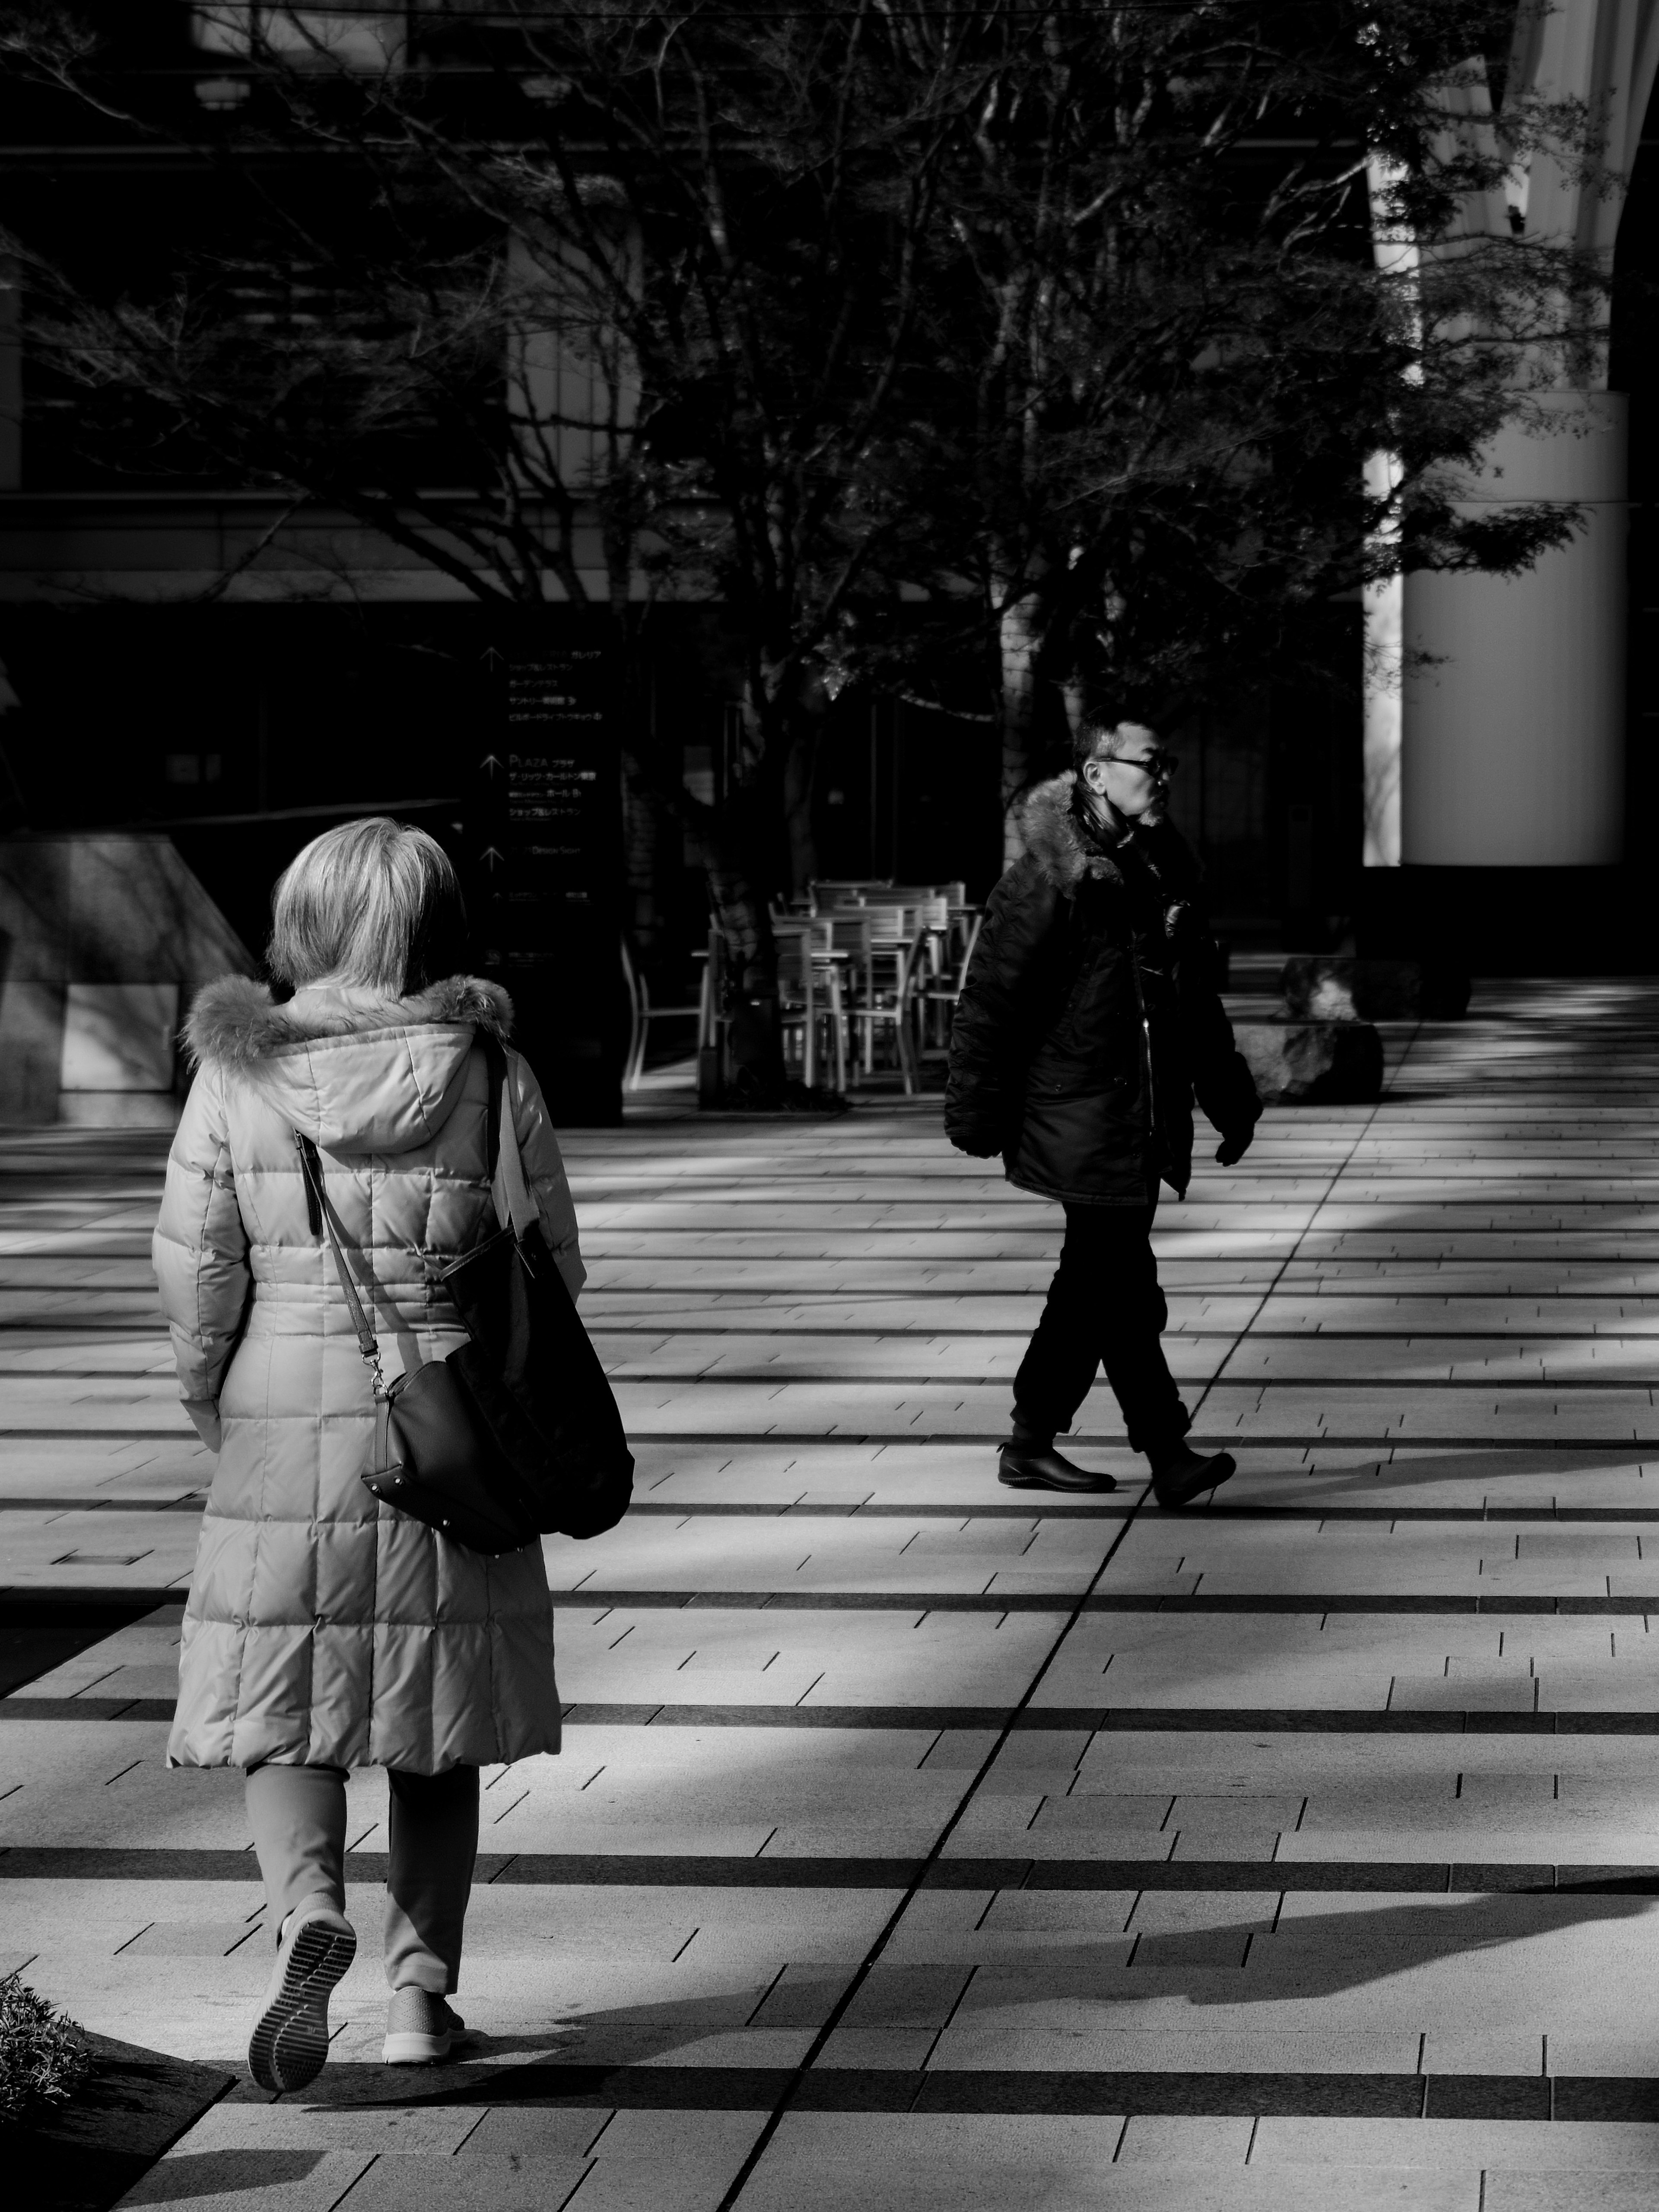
[1214, 1125, 1255, 1168]
[950, 1126, 1004, 1160]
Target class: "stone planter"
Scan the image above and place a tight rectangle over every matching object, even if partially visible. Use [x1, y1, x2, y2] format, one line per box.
[1233, 1018, 1384, 1104]
[1280, 956, 1471, 1023]
[0, 2032, 232, 2212]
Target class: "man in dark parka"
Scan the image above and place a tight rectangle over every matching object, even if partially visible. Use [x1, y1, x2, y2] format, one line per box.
[945, 720, 1262, 1504]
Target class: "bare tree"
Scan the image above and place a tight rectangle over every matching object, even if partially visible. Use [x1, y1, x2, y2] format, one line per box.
[0, 0, 985, 1097]
[814, 1, 1601, 842]
[0, 2, 1602, 1055]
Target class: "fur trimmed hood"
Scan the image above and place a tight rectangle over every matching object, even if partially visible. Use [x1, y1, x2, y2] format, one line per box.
[1011, 771, 1201, 911]
[184, 973, 515, 1155]
[185, 973, 512, 1072]
[1011, 772, 1125, 892]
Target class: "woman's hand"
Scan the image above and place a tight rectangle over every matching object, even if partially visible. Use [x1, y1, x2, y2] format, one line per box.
[182, 1399, 223, 1452]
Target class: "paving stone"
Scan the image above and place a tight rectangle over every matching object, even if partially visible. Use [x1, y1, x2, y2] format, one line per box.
[116, 2148, 374, 2211]
[19, 997, 1659, 2202]
[174, 2103, 486, 2153]
[451, 2110, 613, 2156]
[1250, 2119, 1659, 2168]
[1116, 2115, 1254, 2161]
[330, 2153, 594, 2210]
[562, 2111, 769, 2210]
[743, 2117, 1476, 2209]
[1484, 2180, 1659, 2212]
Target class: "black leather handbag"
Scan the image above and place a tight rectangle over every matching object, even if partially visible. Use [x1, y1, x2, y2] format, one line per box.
[296, 1042, 633, 1556]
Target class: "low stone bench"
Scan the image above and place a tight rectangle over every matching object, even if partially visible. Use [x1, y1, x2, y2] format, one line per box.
[1233, 1017, 1384, 1104]
[1281, 955, 1471, 1022]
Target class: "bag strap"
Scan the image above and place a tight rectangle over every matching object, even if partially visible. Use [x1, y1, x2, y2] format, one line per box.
[484, 1038, 504, 1182]
[485, 1036, 539, 1242]
[295, 1134, 385, 1395]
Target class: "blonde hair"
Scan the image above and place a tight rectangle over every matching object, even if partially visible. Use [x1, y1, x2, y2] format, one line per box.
[267, 818, 468, 996]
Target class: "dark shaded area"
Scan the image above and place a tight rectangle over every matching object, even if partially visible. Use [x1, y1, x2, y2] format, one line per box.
[0, 1596, 155, 1697]
[256, 2057, 1659, 2124]
[0, 603, 492, 959]
[1355, 864, 1658, 974]
[24, 1694, 1659, 1735]
[8, 1845, 1659, 1899]
[0, 2032, 232, 2212]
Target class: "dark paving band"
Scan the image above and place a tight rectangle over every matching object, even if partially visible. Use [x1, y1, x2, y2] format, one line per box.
[6, 1846, 1658, 1895]
[8, 1429, 1659, 1450]
[26, 1371, 1659, 1390]
[568, 1591, 1657, 1617]
[15, 1696, 1659, 1732]
[635, 1434, 1659, 1450]
[10, 1586, 1659, 1621]
[299, 2060, 1659, 2124]
[18, 1497, 1659, 1524]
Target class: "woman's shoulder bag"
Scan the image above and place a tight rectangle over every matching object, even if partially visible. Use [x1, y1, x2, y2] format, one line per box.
[295, 1038, 633, 1555]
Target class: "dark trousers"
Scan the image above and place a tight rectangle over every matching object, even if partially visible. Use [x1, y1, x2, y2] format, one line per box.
[1011, 1202, 1190, 1456]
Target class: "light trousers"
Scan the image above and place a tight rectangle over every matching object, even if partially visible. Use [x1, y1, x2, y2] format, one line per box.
[245, 1761, 479, 1993]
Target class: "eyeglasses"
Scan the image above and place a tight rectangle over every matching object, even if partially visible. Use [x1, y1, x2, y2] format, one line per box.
[1101, 749, 1178, 779]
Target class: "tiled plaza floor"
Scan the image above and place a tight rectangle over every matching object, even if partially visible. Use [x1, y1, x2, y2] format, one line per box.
[10, 980, 1659, 2204]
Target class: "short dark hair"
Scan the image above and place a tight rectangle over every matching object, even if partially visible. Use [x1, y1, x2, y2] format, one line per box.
[1074, 718, 1157, 773]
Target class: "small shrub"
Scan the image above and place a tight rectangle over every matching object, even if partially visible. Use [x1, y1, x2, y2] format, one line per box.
[0, 1974, 92, 2126]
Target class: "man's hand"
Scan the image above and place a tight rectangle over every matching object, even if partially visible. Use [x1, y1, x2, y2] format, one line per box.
[1214, 1125, 1255, 1168]
[950, 1126, 1004, 1160]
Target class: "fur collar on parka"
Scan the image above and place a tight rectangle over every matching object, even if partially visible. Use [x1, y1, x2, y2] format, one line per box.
[1011, 771, 1201, 904]
[184, 973, 514, 1072]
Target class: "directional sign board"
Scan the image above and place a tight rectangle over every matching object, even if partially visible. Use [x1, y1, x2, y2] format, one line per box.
[471, 643, 626, 1124]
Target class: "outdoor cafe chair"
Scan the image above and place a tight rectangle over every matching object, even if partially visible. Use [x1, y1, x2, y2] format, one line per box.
[919, 907, 983, 1058]
[823, 912, 876, 1026]
[774, 917, 849, 1093]
[847, 918, 926, 1093]
[864, 896, 952, 997]
[621, 935, 709, 1090]
[808, 878, 893, 912]
[856, 905, 909, 1074]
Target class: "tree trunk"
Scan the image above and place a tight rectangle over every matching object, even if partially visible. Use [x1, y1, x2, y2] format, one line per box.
[700, 809, 783, 1100]
[614, 655, 836, 1108]
[781, 696, 824, 899]
[998, 587, 1045, 868]
[705, 682, 792, 1102]
[617, 617, 661, 961]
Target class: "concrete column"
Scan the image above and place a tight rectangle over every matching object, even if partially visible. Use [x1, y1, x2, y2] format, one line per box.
[1360, 449, 1405, 869]
[0, 257, 19, 491]
[1399, 392, 1627, 866]
[1363, 3, 1659, 880]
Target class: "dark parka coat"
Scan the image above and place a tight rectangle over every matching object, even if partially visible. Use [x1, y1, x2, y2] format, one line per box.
[945, 773, 1260, 1203]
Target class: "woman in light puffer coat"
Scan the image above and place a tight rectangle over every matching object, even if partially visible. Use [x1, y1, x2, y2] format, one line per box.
[153, 818, 582, 2092]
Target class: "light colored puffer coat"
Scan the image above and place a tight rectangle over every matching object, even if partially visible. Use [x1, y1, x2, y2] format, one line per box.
[154, 973, 583, 1776]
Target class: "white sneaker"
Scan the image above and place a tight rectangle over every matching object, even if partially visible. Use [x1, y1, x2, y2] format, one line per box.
[247, 1901, 356, 2094]
[383, 1985, 471, 2064]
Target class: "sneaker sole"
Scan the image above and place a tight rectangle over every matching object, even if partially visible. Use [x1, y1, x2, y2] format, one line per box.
[248, 1920, 356, 2094]
[382, 2029, 455, 2065]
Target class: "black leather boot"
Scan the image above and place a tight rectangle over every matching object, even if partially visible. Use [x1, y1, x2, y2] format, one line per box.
[998, 1439, 1119, 1494]
[1147, 1441, 1235, 1509]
